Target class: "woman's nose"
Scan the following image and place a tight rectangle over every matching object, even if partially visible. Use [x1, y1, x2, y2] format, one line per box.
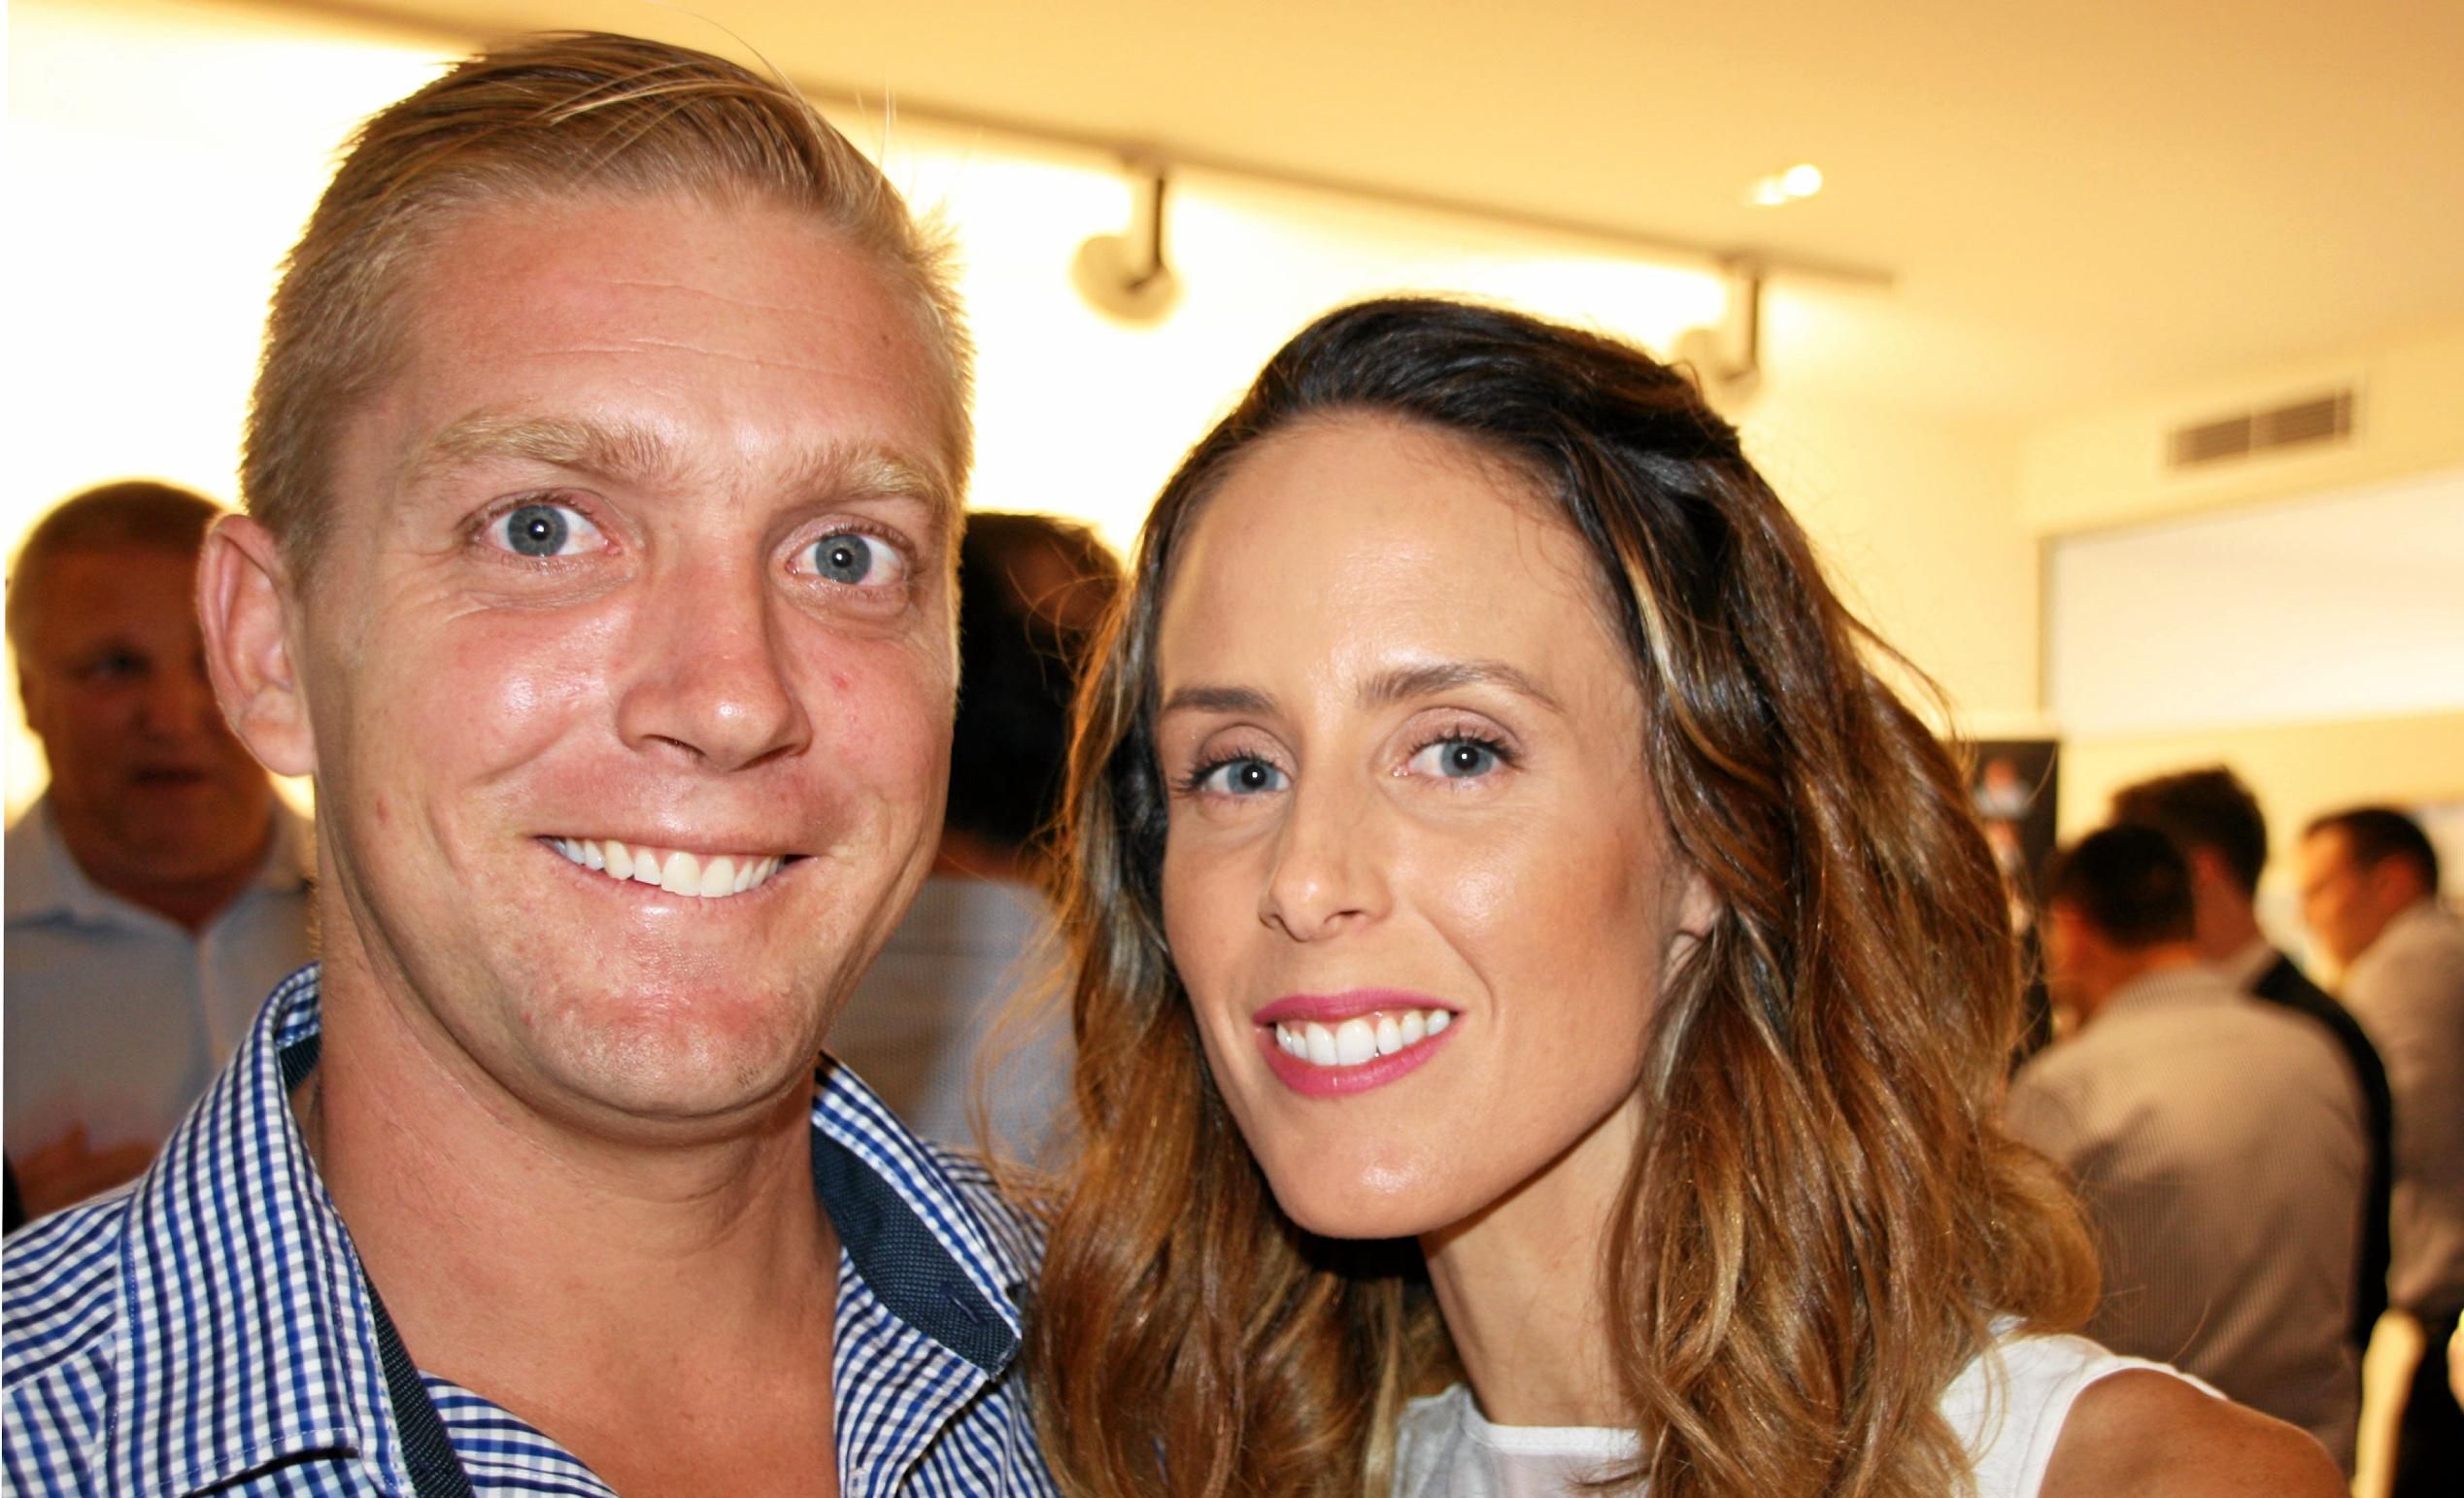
[1259, 777, 1388, 940]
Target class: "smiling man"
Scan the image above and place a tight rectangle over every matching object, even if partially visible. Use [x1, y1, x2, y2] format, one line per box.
[3, 35, 1052, 1497]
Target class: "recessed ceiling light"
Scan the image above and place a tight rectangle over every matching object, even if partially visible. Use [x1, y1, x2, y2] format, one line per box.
[1746, 162, 1824, 207]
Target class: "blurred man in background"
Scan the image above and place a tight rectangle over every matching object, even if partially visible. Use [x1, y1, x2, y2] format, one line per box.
[834, 512, 1119, 1162]
[2110, 766, 2392, 1350]
[5, 481, 313, 1220]
[2300, 806, 2464, 1496]
[2009, 824, 2366, 1469]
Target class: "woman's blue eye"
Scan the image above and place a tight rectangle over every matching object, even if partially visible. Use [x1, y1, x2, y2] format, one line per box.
[490, 502, 600, 558]
[801, 531, 907, 588]
[1411, 737, 1502, 779]
[1198, 758, 1286, 796]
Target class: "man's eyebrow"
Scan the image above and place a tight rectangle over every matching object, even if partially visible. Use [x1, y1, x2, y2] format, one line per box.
[1360, 659, 1564, 713]
[411, 413, 679, 489]
[406, 413, 953, 512]
[781, 445, 952, 515]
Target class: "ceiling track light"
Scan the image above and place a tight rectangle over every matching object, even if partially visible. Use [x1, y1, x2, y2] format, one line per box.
[797, 78, 1887, 288]
[1072, 155, 1182, 323]
[1671, 258, 1766, 408]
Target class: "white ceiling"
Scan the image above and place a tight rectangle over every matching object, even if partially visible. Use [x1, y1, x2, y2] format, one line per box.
[285, 0, 2464, 420]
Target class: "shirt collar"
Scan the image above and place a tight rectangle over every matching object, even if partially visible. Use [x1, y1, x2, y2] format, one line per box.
[108, 966, 406, 1498]
[102, 967, 1029, 1496]
[812, 1055, 1031, 1366]
[3, 793, 312, 929]
[4, 796, 115, 927]
[2105, 960, 2237, 1016]
[2216, 935, 2280, 992]
[2380, 898, 2446, 945]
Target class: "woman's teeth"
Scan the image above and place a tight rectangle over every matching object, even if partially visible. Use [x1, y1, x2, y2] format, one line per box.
[550, 837, 784, 900]
[1272, 1008, 1451, 1068]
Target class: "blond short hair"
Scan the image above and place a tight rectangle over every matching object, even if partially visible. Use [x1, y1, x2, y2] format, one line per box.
[243, 31, 972, 566]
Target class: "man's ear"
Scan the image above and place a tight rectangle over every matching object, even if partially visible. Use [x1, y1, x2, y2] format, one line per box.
[2367, 852, 2428, 912]
[199, 514, 316, 777]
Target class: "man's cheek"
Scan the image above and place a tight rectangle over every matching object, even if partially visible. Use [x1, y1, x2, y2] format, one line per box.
[815, 635, 953, 753]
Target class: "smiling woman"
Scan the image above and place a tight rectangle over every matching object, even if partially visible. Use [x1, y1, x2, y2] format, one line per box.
[1028, 298, 2346, 1498]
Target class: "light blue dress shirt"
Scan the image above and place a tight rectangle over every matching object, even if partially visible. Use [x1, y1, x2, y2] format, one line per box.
[4, 794, 315, 1158]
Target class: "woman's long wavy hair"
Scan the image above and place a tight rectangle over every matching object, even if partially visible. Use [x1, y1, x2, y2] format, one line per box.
[1027, 298, 2095, 1497]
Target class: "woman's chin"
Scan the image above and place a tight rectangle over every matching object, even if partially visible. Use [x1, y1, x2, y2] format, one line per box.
[1261, 1157, 1464, 1243]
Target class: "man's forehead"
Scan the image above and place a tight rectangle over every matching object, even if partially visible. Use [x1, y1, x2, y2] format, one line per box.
[2301, 827, 2350, 862]
[408, 410, 956, 520]
[2297, 829, 2356, 884]
[15, 551, 199, 668]
[361, 193, 964, 515]
[30, 543, 201, 605]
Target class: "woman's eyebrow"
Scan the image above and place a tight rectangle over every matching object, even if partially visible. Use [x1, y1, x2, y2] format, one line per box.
[1361, 659, 1563, 714]
[1159, 684, 1277, 717]
[1159, 664, 1565, 719]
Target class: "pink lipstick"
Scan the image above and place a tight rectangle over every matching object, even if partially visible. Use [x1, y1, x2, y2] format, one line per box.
[1252, 989, 1460, 1098]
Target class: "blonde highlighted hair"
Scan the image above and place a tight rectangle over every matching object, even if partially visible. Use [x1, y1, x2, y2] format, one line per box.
[1029, 298, 2096, 1496]
[244, 31, 971, 569]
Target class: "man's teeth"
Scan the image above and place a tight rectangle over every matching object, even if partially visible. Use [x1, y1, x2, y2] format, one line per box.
[550, 838, 784, 900]
[1273, 1008, 1451, 1069]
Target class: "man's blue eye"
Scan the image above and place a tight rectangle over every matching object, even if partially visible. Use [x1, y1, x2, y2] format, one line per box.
[798, 531, 911, 590]
[811, 533, 876, 585]
[492, 502, 599, 558]
[1200, 758, 1285, 795]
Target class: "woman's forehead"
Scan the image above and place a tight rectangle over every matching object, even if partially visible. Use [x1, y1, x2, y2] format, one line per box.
[1151, 415, 1635, 704]
[1181, 414, 1568, 563]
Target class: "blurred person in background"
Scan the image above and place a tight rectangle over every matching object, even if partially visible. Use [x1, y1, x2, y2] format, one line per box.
[2109, 765, 2392, 1351]
[2300, 805, 2464, 1496]
[2009, 824, 2366, 1469]
[832, 511, 1119, 1162]
[4, 480, 313, 1221]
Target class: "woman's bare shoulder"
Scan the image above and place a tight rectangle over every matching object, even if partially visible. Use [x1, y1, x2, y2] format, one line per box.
[2039, 1370, 2343, 1498]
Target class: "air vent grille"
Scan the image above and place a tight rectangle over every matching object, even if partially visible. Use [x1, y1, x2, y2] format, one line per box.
[2168, 390, 2353, 470]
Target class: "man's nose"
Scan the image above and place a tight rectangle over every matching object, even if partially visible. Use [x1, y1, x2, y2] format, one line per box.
[614, 556, 813, 772]
[145, 652, 226, 738]
[1259, 776, 1389, 941]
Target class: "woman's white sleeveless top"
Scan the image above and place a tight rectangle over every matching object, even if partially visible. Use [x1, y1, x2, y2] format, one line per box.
[1391, 1330, 2211, 1498]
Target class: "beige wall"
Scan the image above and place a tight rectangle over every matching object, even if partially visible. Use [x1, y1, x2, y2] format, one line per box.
[2024, 323, 2464, 885]
[2059, 707, 2464, 851]
[9, 3, 2444, 844]
[2021, 322, 2464, 536]
[6, 0, 2051, 819]
[1746, 393, 2038, 724]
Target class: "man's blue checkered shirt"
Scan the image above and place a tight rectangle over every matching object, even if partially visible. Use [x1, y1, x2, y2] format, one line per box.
[2, 967, 1059, 1496]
